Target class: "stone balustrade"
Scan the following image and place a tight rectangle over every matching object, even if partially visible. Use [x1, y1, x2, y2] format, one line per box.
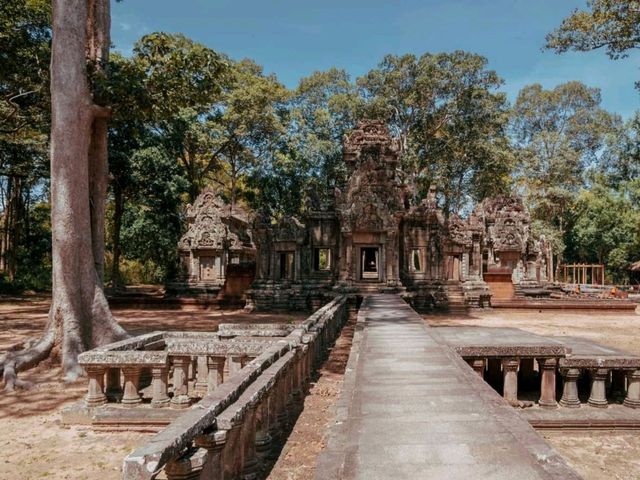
[557, 357, 640, 410]
[76, 330, 298, 415]
[462, 352, 640, 411]
[121, 295, 351, 480]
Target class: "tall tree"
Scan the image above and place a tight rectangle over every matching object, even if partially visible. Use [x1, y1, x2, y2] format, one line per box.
[206, 59, 289, 206]
[546, 0, 640, 89]
[511, 81, 621, 268]
[1, 0, 127, 389]
[358, 52, 512, 214]
[546, 0, 640, 59]
[0, 0, 51, 281]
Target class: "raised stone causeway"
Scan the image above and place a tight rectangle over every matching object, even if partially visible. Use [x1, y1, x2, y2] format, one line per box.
[316, 294, 582, 479]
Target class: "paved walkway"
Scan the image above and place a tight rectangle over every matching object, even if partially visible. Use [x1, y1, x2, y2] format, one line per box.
[316, 295, 581, 479]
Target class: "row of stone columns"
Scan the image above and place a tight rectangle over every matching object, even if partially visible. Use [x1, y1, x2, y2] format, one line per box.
[163, 343, 314, 479]
[161, 301, 350, 480]
[84, 354, 248, 409]
[468, 357, 640, 409]
[559, 367, 640, 409]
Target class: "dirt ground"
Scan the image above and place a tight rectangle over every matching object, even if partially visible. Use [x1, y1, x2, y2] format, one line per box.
[267, 311, 355, 480]
[425, 307, 640, 480]
[1, 302, 640, 480]
[0, 300, 305, 480]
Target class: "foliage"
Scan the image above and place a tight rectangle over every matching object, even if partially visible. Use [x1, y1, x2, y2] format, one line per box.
[566, 182, 639, 282]
[118, 146, 188, 280]
[357, 52, 513, 214]
[546, 0, 640, 60]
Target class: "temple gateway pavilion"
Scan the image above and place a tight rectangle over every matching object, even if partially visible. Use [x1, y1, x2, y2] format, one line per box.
[176, 120, 554, 311]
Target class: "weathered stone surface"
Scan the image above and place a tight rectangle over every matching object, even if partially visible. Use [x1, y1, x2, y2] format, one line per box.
[316, 295, 581, 480]
[121, 296, 347, 480]
[250, 120, 553, 312]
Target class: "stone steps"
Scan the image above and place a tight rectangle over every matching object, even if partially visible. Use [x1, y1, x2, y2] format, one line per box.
[446, 283, 468, 313]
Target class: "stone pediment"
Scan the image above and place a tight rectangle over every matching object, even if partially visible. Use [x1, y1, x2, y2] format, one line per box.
[179, 189, 253, 252]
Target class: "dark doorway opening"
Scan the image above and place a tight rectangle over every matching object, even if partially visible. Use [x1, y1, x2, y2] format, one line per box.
[361, 247, 379, 280]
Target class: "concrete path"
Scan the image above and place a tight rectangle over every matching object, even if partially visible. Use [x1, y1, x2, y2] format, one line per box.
[316, 295, 581, 479]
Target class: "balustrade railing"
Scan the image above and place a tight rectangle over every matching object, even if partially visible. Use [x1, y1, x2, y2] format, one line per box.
[118, 295, 351, 480]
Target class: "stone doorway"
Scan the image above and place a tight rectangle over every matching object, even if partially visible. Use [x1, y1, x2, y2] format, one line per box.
[360, 247, 380, 281]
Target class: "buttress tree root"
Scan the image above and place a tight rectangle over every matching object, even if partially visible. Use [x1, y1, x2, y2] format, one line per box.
[1, 0, 130, 390]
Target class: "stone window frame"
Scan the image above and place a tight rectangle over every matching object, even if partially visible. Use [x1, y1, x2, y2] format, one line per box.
[410, 248, 424, 273]
[278, 251, 295, 280]
[313, 247, 332, 272]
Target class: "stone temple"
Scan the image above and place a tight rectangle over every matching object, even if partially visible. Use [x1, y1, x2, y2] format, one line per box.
[248, 120, 553, 311]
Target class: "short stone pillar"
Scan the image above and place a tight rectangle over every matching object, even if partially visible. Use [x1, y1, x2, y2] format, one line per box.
[105, 367, 122, 401]
[207, 356, 225, 393]
[121, 366, 142, 407]
[588, 368, 609, 408]
[85, 366, 107, 407]
[171, 356, 191, 408]
[165, 449, 206, 480]
[254, 398, 272, 469]
[624, 370, 640, 409]
[195, 356, 209, 394]
[537, 358, 558, 409]
[151, 366, 170, 408]
[242, 404, 259, 480]
[222, 422, 244, 479]
[267, 388, 281, 453]
[195, 430, 227, 480]
[559, 368, 581, 408]
[276, 370, 289, 435]
[502, 358, 519, 405]
[468, 358, 485, 378]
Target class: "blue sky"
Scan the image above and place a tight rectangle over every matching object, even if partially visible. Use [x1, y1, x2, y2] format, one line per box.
[111, 0, 640, 118]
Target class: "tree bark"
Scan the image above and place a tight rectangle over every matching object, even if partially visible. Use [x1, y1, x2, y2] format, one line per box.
[1, 0, 128, 389]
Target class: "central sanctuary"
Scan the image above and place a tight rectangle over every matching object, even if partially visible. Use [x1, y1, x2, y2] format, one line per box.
[246, 120, 553, 311]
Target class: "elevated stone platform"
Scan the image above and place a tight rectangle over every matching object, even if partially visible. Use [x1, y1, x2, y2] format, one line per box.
[491, 298, 637, 311]
[317, 294, 581, 479]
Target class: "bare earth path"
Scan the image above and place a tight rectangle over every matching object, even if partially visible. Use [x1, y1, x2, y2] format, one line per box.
[0, 300, 305, 480]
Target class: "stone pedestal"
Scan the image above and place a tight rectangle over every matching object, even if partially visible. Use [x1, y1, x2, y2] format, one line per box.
[502, 358, 519, 406]
[121, 366, 142, 407]
[559, 368, 581, 408]
[207, 356, 225, 393]
[588, 368, 609, 408]
[85, 366, 107, 407]
[151, 366, 170, 408]
[537, 358, 558, 409]
[624, 370, 640, 409]
[171, 356, 191, 409]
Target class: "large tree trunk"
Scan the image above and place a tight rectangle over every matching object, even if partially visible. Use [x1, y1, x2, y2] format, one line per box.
[1, 0, 128, 389]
